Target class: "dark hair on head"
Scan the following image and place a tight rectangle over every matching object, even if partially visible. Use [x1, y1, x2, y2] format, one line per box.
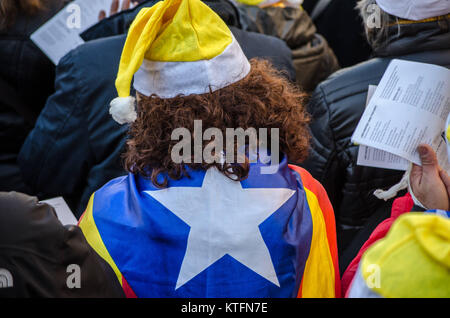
[123, 58, 311, 188]
[0, 0, 49, 30]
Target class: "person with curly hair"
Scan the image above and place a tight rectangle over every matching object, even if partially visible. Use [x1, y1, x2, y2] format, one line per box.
[78, 0, 340, 298]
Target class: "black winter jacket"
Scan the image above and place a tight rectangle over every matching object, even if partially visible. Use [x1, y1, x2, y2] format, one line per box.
[0, 1, 65, 193]
[300, 17, 450, 255]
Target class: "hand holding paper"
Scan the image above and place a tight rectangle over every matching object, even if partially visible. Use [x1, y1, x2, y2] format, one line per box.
[353, 59, 450, 171]
[410, 144, 450, 210]
[353, 59, 450, 205]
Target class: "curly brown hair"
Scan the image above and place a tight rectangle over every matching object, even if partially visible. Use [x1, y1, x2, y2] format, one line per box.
[124, 59, 310, 188]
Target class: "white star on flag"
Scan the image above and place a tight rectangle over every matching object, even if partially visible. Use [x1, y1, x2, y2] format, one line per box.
[144, 168, 295, 290]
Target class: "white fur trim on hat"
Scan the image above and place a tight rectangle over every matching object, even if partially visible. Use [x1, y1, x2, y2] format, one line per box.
[133, 35, 251, 98]
[109, 96, 137, 125]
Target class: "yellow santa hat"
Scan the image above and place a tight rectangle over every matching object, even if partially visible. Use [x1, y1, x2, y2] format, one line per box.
[110, 0, 251, 124]
[357, 213, 450, 298]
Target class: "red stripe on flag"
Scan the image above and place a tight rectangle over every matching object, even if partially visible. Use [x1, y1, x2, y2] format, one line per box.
[122, 276, 138, 298]
[289, 165, 341, 298]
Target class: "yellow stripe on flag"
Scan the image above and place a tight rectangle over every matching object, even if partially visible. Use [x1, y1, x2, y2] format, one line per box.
[300, 187, 336, 298]
[79, 194, 123, 286]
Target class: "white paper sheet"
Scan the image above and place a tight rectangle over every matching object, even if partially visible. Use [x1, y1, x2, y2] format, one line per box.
[31, 0, 127, 64]
[352, 59, 450, 167]
[357, 85, 409, 170]
[41, 197, 78, 226]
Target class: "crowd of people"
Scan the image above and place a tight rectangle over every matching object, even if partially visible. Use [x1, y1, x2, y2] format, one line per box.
[0, 0, 449, 298]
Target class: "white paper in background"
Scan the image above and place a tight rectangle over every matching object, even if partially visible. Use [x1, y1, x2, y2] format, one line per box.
[41, 197, 78, 226]
[31, 0, 127, 65]
[352, 59, 450, 166]
[357, 85, 410, 171]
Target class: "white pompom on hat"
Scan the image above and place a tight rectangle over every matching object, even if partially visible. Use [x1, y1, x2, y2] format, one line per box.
[375, 0, 450, 21]
[109, 96, 137, 125]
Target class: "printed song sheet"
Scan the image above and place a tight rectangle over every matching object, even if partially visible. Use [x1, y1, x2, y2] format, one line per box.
[352, 59, 450, 170]
[357, 85, 409, 170]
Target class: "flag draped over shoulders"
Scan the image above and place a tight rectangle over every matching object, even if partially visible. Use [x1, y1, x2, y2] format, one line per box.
[79, 156, 340, 298]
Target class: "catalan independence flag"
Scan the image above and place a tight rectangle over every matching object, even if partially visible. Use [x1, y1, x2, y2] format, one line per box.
[79, 155, 340, 298]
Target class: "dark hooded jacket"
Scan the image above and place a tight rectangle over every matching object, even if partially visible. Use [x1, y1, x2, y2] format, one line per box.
[0, 191, 124, 297]
[299, 16, 450, 269]
[18, 0, 296, 217]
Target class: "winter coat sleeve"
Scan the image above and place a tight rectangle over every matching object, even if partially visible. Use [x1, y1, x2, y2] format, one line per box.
[300, 85, 346, 212]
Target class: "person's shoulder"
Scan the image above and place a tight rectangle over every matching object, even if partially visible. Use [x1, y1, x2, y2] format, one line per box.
[52, 34, 127, 112]
[314, 57, 392, 104]
[288, 165, 325, 194]
[59, 34, 126, 69]
[230, 27, 295, 80]
[0, 192, 61, 245]
[0, 192, 40, 223]
[231, 27, 291, 54]
[80, 174, 135, 222]
[92, 174, 132, 199]
[78, 34, 127, 53]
